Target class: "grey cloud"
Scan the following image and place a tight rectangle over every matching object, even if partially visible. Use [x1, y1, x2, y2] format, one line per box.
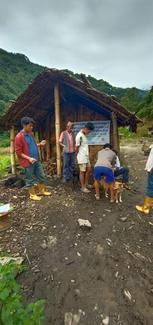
[0, 0, 153, 88]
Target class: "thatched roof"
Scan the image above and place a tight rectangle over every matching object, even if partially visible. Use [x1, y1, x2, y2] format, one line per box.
[0, 69, 140, 129]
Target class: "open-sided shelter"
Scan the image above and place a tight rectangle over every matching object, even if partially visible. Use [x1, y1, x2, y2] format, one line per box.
[0, 69, 139, 175]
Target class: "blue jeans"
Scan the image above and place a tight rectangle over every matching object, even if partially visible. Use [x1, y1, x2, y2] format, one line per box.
[63, 152, 75, 181]
[114, 167, 129, 183]
[25, 161, 46, 187]
[146, 172, 153, 197]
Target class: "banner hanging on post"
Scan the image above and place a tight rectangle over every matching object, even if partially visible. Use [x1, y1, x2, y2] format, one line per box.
[73, 121, 110, 145]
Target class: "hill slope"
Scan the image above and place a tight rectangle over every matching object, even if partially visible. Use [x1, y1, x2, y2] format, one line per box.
[0, 48, 151, 118]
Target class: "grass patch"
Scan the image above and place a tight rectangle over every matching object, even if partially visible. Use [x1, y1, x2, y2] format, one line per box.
[0, 154, 11, 177]
[0, 261, 45, 324]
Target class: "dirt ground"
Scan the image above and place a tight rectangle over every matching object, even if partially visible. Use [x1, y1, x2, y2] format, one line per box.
[0, 141, 153, 325]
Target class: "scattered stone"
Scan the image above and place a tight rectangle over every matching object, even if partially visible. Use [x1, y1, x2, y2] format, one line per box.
[115, 271, 119, 278]
[102, 316, 109, 325]
[120, 217, 128, 222]
[40, 240, 47, 249]
[96, 244, 104, 255]
[0, 256, 24, 266]
[71, 279, 75, 283]
[47, 235, 57, 248]
[64, 312, 73, 325]
[75, 289, 80, 296]
[77, 252, 81, 257]
[64, 310, 82, 325]
[78, 218, 91, 229]
[124, 289, 132, 301]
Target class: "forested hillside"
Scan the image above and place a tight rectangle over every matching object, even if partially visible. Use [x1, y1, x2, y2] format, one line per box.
[0, 48, 152, 118]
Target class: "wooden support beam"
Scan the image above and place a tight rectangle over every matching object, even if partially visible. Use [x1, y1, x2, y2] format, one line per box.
[54, 83, 61, 177]
[111, 113, 120, 153]
[46, 118, 51, 161]
[10, 126, 16, 175]
[38, 127, 45, 161]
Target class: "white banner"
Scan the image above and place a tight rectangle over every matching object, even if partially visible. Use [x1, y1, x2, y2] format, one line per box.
[73, 121, 110, 145]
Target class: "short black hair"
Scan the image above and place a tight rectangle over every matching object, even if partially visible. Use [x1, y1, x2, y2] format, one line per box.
[84, 122, 94, 131]
[21, 116, 35, 127]
[103, 143, 112, 149]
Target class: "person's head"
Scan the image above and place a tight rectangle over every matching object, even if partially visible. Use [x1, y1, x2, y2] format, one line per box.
[21, 116, 35, 133]
[83, 122, 94, 135]
[66, 121, 73, 132]
[103, 143, 112, 150]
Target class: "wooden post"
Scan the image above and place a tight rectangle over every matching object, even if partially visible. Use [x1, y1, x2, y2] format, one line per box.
[54, 83, 61, 177]
[112, 113, 120, 153]
[10, 126, 16, 175]
[46, 118, 51, 161]
[39, 127, 45, 161]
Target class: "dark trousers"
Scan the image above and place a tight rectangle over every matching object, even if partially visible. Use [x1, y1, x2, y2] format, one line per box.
[63, 152, 75, 181]
[114, 167, 129, 183]
[146, 172, 153, 197]
[25, 161, 46, 187]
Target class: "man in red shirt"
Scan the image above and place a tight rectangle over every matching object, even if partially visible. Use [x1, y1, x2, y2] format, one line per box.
[59, 121, 75, 182]
[15, 116, 51, 201]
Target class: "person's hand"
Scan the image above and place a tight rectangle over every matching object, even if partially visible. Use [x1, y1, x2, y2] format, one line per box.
[29, 157, 36, 164]
[40, 140, 46, 146]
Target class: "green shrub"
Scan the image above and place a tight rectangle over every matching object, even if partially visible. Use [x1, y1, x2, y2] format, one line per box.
[0, 131, 10, 148]
[0, 154, 10, 177]
[0, 262, 45, 325]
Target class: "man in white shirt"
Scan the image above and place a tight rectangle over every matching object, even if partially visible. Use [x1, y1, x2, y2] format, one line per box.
[136, 145, 153, 214]
[75, 122, 94, 193]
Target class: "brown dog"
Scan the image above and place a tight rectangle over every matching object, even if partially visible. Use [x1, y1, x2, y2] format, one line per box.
[113, 181, 124, 203]
[101, 178, 124, 203]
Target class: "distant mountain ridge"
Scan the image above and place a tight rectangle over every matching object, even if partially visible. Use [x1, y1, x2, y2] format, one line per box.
[0, 48, 152, 118]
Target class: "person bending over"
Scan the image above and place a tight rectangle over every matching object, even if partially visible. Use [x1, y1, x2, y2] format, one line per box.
[94, 143, 116, 201]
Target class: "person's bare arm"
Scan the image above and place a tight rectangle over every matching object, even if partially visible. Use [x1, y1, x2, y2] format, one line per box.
[37, 140, 46, 147]
[75, 145, 80, 155]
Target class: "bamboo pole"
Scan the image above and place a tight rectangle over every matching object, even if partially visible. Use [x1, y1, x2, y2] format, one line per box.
[39, 127, 45, 161]
[10, 126, 16, 174]
[111, 113, 120, 153]
[54, 83, 61, 176]
[46, 118, 51, 161]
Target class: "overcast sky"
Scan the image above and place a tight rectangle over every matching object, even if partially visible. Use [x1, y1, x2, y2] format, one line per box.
[0, 0, 153, 89]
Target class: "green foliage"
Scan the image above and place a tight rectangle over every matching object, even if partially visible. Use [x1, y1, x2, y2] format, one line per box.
[0, 48, 45, 117]
[0, 154, 10, 177]
[0, 262, 45, 325]
[137, 87, 153, 118]
[120, 87, 146, 113]
[0, 48, 152, 120]
[119, 127, 138, 140]
[0, 131, 10, 147]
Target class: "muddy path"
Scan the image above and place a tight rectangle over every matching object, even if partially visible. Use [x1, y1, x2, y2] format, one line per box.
[0, 141, 153, 325]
